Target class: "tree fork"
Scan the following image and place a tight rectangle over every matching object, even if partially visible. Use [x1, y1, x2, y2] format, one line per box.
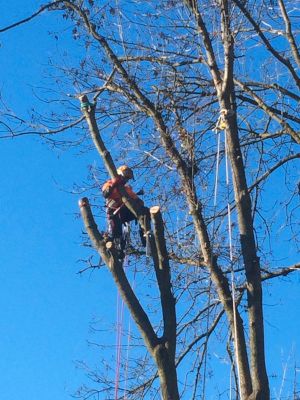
[79, 98, 180, 400]
[150, 206, 177, 359]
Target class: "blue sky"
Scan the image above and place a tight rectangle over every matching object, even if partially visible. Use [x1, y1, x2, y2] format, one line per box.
[0, 3, 118, 399]
[1, 2, 299, 400]
[0, 130, 118, 399]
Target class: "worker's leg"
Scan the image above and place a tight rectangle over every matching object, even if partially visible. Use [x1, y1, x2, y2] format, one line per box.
[119, 207, 136, 224]
[139, 207, 151, 247]
[107, 209, 122, 239]
[139, 226, 146, 247]
[119, 207, 149, 247]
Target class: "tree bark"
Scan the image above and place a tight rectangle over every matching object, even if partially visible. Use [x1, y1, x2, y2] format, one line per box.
[79, 101, 180, 400]
[224, 104, 270, 399]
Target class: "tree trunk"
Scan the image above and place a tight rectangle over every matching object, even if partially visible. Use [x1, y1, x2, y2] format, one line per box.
[222, 95, 270, 399]
[154, 343, 180, 400]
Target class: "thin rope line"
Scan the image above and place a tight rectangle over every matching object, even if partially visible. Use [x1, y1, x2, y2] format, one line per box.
[230, 364, 233, 400]
[123, 259, 136, 399]
[115, 290, 124, 400]
[115, 255, 130, 400]
[225, 130, 242, 398]
[214, 130, 221, 208]
[201, 130, 221, 399]
[115, 0, 127, 61]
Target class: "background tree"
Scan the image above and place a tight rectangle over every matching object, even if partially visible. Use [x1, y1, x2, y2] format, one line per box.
[1, 1, 299, 399]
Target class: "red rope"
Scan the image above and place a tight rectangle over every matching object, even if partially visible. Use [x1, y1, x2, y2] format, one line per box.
[114, 286, 124, 399]
[114, 255, 137, 399]
[123, 262, 137, 399]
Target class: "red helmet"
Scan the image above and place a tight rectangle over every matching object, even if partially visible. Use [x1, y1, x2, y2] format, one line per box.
[117, 165, 134, 180]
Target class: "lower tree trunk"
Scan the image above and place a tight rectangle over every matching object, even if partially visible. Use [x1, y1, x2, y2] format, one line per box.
[248, 386, 270, 400]
[221, 94, 270, 400]
[154, 343, 180, 400]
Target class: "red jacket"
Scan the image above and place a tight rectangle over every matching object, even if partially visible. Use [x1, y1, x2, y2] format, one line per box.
[102, 176, 139, 209]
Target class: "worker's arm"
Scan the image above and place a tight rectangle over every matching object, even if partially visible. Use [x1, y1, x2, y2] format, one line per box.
[102, 176, 125, 198]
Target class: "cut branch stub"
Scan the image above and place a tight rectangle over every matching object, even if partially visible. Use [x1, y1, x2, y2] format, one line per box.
[78, 197, 110, 265]
[150, 205, 169, 271]
[105, 241, 114, 250]
[78, 197, 89, 208]
[150, 205, 160, 215]
[79, 94, 93, 111]
[78, 95, 118, 178]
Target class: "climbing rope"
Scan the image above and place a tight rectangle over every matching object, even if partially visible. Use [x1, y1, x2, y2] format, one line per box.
[206, 110, 241, 398]
[114, 224, 130, 400]
[224, 124, 242, 398]
[114, 223, 137, 399]
[123, 262, 137, 399]
[201, 129, 221, 399]
[114, 284, 124, 400]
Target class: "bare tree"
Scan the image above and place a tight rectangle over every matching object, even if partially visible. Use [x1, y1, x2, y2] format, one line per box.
[1, 1, 299, 399]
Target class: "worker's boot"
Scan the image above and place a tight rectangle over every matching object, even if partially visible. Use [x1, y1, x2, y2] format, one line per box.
[139, 227, 147, 247]
[114, 237, 125, 260]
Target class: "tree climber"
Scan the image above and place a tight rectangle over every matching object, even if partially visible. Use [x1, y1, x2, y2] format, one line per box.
[102, 165, 147, 249]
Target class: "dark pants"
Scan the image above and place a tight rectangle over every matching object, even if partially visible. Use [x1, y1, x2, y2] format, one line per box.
[107, 206, 146, 246]
[107, 207, 136, 238]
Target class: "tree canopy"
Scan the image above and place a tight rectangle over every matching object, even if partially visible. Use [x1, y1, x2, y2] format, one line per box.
[1, 1, 299, 399]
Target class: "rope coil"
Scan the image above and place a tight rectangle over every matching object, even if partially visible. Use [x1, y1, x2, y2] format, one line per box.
[214, 109, 235, 131]
[80, 101, 92, 111]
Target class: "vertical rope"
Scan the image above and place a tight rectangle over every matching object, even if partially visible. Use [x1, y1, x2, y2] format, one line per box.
[115, 251, 134, 400]
[201, 130, 221, 399]
[214, 131, 221, 208]
[123, 260, 136, 399]
[230, 364, 233, 400]
[114, 288, 124, 400]
[224, 130, 242, 398]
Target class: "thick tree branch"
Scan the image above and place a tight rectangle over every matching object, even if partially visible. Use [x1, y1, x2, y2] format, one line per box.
[278, 0, 300, 68]
[150, 206, 177, 357]
[79, 92, 180, 400]
[237, 94, 300, 125]
[261, 263, 300, 281]
[0, 1, 64, 33]
[78, 197, 110, 264]
[220, 0, 234, 98]
[184, 0, 222, 93]
[236, 264, 300, 291]
[238, 82, 300, 103]
[79, 197, 158, 352]
[79, 95, 118, 177]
